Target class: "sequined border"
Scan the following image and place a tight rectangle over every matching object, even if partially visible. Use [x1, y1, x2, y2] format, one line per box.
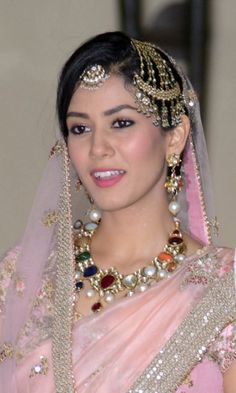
[52, 141, 76, 393]
[127, 271, 236, 393]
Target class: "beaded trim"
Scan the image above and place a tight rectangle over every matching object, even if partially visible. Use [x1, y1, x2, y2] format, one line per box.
[189, 136, 212, 244]
[127, 271, 236, 393]
[52, 141, 76, 393]
[0, 343, 14, 363]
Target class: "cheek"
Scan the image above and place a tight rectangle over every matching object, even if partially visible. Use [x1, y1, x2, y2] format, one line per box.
[122, 130, 166, 164]
[67, 139, 86, 174]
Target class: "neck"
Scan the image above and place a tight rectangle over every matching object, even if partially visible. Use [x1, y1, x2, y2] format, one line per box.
[91, 193, 174, 269]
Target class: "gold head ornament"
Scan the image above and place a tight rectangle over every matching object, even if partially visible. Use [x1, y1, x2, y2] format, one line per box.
[80, 64, 110, 89]
[131, 39, 186, 128]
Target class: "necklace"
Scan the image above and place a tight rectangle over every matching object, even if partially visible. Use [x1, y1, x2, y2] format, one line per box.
[73, 219, 186, 313]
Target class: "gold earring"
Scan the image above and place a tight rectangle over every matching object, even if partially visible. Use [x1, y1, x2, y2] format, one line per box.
[165, 153, 183, 216]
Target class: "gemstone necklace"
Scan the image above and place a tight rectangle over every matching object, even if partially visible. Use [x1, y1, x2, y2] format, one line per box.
[73, 219, 186, 313]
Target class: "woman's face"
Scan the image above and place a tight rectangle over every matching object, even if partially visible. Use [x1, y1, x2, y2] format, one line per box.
[67, 74, 170, 212]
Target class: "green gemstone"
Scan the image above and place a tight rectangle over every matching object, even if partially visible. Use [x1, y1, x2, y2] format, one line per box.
[76, 251, 91, 262]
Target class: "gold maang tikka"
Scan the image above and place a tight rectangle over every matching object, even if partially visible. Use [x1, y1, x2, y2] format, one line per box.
[80, 64, 110, 89]
[131, 39, 186, 128]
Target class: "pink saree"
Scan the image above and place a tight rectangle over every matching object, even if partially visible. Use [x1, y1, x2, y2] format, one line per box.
[7, 245, 235, 393]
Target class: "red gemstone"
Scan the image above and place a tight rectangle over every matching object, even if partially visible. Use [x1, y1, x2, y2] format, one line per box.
[169, 236, 183, 245]
[100, 274, 115, 289]
[91, 302, 103, 313]
[167, 262, 177, 272]
[158, 252, 173, 263]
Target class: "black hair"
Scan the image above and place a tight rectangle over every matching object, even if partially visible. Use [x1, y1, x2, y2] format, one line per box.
[56, 31, 184, 139]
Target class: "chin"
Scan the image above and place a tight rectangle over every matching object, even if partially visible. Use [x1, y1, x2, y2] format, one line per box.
[95, 197, 130, 213]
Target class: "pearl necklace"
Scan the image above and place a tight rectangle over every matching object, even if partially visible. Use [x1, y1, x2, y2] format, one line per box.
[73, 219, 186, 313]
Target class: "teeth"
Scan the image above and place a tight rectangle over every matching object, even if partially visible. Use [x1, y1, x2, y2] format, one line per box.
[94, 170, 125, 179]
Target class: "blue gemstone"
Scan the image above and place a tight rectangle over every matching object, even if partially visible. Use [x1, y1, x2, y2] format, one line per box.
[84, 265, 98, 277]
[75, 281, 83, 290]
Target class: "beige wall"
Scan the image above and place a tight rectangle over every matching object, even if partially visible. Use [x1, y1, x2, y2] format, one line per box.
[0, 1, 235, 253]
[0, 0, 119, 254]
[207, 0, 236, 246]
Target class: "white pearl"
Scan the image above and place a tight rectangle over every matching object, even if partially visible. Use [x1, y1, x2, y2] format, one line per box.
[168, 201, 180, 215]
[89, 208, 102, 223]
[104, 292, 114, 303]
[143, 266, 157, 277]
[175, 254, 186, 263]
[86, 288, 96, 298]
[84, 222, 98, 231]
[137, 284, 148, 292]
[159, 270, 168, 279]
[126, 291, 135, 297]
[75, 271, 82, 280]
[73, 219, 82, 230]
[122, 274, 137, 289]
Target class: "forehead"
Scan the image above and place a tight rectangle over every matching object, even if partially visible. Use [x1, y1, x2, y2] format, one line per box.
[68, 74, 135, 111]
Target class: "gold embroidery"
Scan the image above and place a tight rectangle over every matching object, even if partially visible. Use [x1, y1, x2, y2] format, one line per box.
[208, 322, 236, 372]
[0, 343, 14, 363]
[49, 140, 64, 159]
[29, 356, 49, 378]
[0, 247, 23, 312]
[42, 210, 58, 227]
[42, 210, 59, 227]
[181, 374, 193, 387]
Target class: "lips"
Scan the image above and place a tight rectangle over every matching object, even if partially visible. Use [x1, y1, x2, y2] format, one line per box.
[91, 168, 126, 187]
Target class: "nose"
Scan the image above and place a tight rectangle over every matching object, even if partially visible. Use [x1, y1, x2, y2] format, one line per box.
[89, 129, 115, 159]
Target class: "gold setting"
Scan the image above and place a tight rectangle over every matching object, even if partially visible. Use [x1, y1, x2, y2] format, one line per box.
[80, 64, 110, 89]
[131, 39, 186, 128]
[73, 219, 186, 313]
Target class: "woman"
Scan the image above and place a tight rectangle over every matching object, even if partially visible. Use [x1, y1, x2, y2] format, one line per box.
[0, 31, 235, 393]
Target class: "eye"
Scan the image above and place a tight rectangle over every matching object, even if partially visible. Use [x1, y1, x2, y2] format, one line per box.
[68, 124, 91, 135]
[112, 119, 134, 129]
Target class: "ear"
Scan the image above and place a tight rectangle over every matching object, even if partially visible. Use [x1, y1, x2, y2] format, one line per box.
[166, 115, 190, 156]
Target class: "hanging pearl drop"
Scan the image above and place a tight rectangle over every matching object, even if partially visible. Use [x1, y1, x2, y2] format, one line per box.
[89, 208, 102, 223]
[168, 201, 180, 215]
[126, 291, 135, 297]
[86, 288, 96, 298]
[136, 283, 148, 293]
[104, 292, 114, 303]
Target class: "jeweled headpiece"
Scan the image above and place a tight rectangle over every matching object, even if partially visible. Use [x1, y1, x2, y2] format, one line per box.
[80, 64, 110, 89]
[131, 39, 186, 128]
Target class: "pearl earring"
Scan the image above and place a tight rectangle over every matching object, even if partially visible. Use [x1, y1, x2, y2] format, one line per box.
[165, 153, 183, 217]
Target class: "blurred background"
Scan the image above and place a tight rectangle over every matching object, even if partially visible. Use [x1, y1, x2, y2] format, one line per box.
[0, 0, 235, 253]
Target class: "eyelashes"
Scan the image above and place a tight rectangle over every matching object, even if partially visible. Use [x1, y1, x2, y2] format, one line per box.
[68, 124, 91, 135]
[68, 118, 135, 135]
[112, 119, 134, 129]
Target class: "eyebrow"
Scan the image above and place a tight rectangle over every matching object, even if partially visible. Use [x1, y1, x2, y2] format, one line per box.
[66, 104, 136, 119]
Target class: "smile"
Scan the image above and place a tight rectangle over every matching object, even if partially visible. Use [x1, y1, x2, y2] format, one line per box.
[91, 169, 126, 188]
[93, 170, 125, 179]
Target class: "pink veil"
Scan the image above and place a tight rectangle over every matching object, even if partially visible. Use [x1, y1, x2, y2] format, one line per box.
[0, 48, 217, 393]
